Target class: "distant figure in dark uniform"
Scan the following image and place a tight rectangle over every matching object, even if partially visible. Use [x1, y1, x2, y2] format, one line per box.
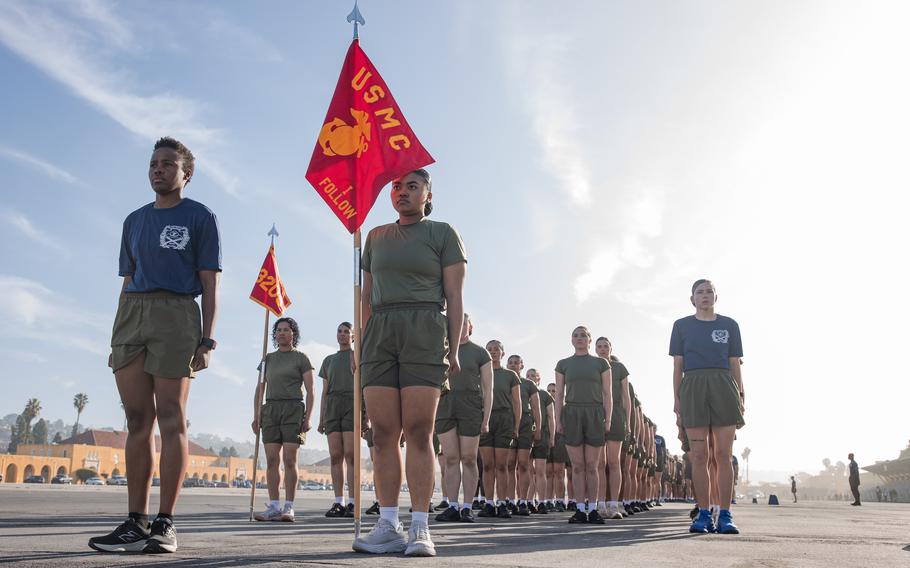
[875, 486, 883, 502]
[848, 453, 861, 506]
[790, 476, 797, 503]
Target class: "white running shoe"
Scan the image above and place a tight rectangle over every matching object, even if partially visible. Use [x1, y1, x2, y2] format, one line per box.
[405, 520, 436, 557]
[352, 518, 407, 554]
[254, 503, 283, 522]
[608, 505, 624, 520]
[280, 504, 295, 522]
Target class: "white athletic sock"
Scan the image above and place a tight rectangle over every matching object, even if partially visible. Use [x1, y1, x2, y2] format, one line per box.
[270, 500, 280, 509]
[379, 506, 399, 525]
[412, 511, 429, 525]
[608, 500, 618, 508]
[518, 499, 526, 506]
[597, 501, 606, 510]
[479, 496, 487, 504]
[347, 498, 354, 506]
[461, 502, 472, 510]
[284, 500, 293, 508]
[335, 496, 343, 505]
[448, 497, 457, 504]
[449, 501, 459, 509]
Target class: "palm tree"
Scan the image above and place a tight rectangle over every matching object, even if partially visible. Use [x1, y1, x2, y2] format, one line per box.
[72, 393, 89, 437]
[741, 447, 751, 485]
[21, 398, 42, 444]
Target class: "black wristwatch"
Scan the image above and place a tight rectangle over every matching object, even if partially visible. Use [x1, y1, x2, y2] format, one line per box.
[200, 337, 217, 350]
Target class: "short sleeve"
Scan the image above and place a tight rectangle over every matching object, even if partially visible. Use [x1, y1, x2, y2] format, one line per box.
[728, 319, 743, 358]
[600, 357, 611, 373]
[509, 371, 520, 388]
[669, 320, 683, 356]
[478, 347, 492, 366]
[360, 231, 373, 273]
[298, 353, 314, 374]
[555, 359, 566, 375]
[118, 218, 135, 276]
[440, 224, 467, 267]
[195, 209, 222, 272]
[318, 358, 329, 380]
[613, 362, 629, 381]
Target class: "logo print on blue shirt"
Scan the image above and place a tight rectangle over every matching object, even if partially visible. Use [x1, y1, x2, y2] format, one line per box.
[160, 225, 190, 250]
[711, 330, 729, 344]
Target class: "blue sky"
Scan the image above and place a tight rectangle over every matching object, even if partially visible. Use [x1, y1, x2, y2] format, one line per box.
[1, 1, 909, 477]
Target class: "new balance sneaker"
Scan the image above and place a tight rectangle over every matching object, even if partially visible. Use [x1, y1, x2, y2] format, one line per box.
[280, 504, 295, 522]
[497, 503, 512, 519]
[344, 503, 355, 518]
[587, 509, 605, 524]
[435, 506, 461, 522]
[689, 509, 716, 534]
[554, 501, 566, 512]
[567, 501, 578, 512]
[255, 503, 284, 522]
[527, 502, 537, 514]
[325, 503, 347, 518]
[717, 510, 740, 534]
[516, 503, 530, 516]
[365, 502, 380, 515]
[508, 502, 518, 515]
[546, 502, 556, 512]
[478, 503, 496, 517]
[568, 509, 588, 523]
[142, 517, 177, 553]
[433, 500, 450, 511]
[460, 507, 475, 523]
[536, 503, 548, 514]
[607, 505, 624, 520]
[351, 518, 407, 554]
[624, 503, 635, 516]
[88, 518, 149, 552]
[405, 520, 436, 557]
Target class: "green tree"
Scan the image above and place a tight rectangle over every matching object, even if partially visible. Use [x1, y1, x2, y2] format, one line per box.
[73, 468, 97, 483]
[229, 446, 239, 457]
[72, 393, 89, 437]
[219, 446, 230, 457]
[21, 398, 42, 444]
[7, 415, 26, 453]
[32, 419, 49, 445]
[52, 431, 64, 444]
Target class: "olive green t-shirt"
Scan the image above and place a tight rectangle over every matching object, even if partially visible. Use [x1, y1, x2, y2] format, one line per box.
[264, 349, 314, 401]
[449, 340, 492, 392]
[519, 377, 538, 416]
[555, 354, 611, 405]
[318, 350, 354, 395]
[538, 388, 554, 441]
[609, 360, 629, 413]
[492, 367, 520, 411]
[361, 218, 467, 309]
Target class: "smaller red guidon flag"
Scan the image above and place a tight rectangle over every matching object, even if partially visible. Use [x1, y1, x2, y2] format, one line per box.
[249, 245, 291, 317]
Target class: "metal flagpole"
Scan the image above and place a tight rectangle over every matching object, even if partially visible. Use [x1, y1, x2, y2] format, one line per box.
[249, 224, 279, 521]
[347, 1, 367, 539]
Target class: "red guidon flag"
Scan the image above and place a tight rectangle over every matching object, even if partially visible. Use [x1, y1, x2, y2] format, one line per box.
[305, 40, 434, 233]
[250, 245, 292, 316]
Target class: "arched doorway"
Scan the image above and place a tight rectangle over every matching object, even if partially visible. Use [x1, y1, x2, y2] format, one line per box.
[40, 466, 51, 482]
[23, 465, 34, 479]
[192, 472, 199, 479]
[202, 473, 209, 481]
[111, 468, 121, 477]
[221, 474, 227, 482]
[259, 475, 265, 484]
[56, 466, 67, 476]
[4, 464, 17, 483]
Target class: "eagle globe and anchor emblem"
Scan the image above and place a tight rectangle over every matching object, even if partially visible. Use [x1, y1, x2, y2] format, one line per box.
[319, 108, 372, 158]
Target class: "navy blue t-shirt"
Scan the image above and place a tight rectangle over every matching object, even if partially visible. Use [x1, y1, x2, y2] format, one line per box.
[655, 435, 666, 463]
[669, 314, 743, 372]
[119, 198, 222, 296]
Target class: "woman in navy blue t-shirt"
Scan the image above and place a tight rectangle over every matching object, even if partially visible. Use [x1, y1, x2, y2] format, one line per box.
[670, 279, 744, 535]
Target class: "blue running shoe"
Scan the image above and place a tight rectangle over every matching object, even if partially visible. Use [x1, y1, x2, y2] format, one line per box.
[689, 509, 714, 534]
[717, 509, 740, 534]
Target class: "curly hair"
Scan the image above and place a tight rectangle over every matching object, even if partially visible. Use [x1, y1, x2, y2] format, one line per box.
[154, 136, 195, 181]
[272, 317, 300, 348]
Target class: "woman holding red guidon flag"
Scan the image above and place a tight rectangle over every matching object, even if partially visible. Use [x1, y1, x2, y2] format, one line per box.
[352, 169, 466, 557]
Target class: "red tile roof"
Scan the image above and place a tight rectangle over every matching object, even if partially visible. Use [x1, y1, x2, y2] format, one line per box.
[59, 430, 216, 457]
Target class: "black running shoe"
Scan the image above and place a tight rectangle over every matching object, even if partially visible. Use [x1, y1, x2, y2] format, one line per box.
[460, 508, 475, 523]
[568, 510, 588, 524]
[433, 500, 450, 511]
[655, 500, 663, 507]
[88, 518, 150, 553]
[508, 502, 518, 515]
[365, 502, 380, 515]
[497, 503, 512, 519]
[689, 505, 699, 520]
[567, 501, 578, 512]
[587, 510, 605, 524]
[472, 499, 482, 510]
[345, 503, 355, 518]
[536, 503, 548, 515]
[516, 503, 530, 516]
[325, 503, 347, 518]
[478, 503, 496, 518]
[625, 504, 635, 516]
[555, 501, 566, 512]
[546, 502, 556, 512]
[142, 517, 177, 554]
[435, 506, 461, 522]
[631, 503, 643, 513]
[527, 503, 537, 514]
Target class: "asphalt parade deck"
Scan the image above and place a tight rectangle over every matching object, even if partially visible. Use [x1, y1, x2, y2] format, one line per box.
[0, 485, 907, 567]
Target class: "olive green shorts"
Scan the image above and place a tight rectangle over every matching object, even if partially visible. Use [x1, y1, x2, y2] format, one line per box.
[435, 389, 483, 437]
[561, 404, 606, 447]
[516, 415, 534, 450]
[260, 400, 306, 445]
[361, 305, 449, 390]
[605, 408, 626, 442]
[111, 292, 201, 379]
[548, 433, 570, 464]
[531, 440, 550, 460]
[479, 409, 515, 449]
[364, 428, 374, 448]
[679, 368, 745, 428]
[324, 393, 355, 434]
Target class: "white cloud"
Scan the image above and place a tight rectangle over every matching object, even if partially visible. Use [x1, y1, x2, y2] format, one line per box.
[206, 17, 284, 63]
[0, 1, 239, 196]
[3, 209, 69, 256]
[208, 359, 248, 386]
[0, 146, 80, 184]
[74, 0, 133, 50]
